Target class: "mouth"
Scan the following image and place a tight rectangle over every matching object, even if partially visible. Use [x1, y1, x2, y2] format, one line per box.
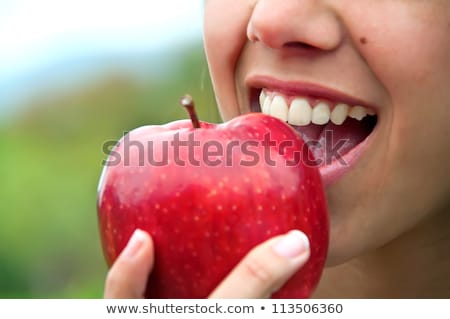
[248, 80, 379, 186]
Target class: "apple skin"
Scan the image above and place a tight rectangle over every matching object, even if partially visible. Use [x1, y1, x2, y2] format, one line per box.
[97, 113, 329, 299]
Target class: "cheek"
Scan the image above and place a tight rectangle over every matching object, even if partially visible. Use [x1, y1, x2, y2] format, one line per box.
[365, 5, 450, 185]
[344, 2, 450, 192]
[327, 2, 450, 262]
[349, 3, 450, 101]
[203, 1, 253, 120]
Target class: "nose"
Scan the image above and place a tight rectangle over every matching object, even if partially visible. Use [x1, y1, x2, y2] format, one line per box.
[247, 0, 343, 52]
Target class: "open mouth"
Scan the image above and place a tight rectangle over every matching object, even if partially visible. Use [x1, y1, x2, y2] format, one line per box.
[250, 87, 378, 185]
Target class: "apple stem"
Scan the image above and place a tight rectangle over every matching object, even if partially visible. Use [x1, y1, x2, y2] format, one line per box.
[180, 95, 201, 129]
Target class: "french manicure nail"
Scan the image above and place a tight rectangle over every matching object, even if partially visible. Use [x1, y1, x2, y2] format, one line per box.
[273, 230, 310, 258]
[123, 229, 147, 258]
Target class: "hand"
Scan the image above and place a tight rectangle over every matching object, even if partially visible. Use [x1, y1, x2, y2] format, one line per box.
[104, 228, 310, 298]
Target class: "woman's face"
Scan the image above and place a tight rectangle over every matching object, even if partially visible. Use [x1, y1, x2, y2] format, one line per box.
[203, 0, 450, 265]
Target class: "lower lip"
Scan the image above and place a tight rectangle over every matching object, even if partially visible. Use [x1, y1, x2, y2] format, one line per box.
[316, 127, 375, 187]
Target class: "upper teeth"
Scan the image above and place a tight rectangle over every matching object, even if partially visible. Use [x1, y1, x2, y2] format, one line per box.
[259, 90, 374, 126]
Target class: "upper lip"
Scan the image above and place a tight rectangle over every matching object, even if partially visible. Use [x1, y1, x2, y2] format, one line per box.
[246, 75, 378, 112]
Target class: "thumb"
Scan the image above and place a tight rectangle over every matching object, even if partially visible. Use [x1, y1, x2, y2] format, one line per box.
[104, 229, 154, 298]
[209, 230, 310, 298]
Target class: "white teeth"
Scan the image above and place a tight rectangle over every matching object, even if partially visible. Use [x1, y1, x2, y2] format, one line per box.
[258, 90, 375, 125]
[312, 102, 331, 125]
[262, 95, 271, 114]
[331, 103, 349, 125]
[269, 95, 289, 122]
[348, 106, 368, 121]
[259, 90, 267, 110]
[288, 98, 312, 126]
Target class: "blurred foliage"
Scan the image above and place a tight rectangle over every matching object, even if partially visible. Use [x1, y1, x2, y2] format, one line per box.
[0, 42, 220, 298]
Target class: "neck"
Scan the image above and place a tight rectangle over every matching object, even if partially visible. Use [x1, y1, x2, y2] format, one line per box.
[313, 208, 450, 298]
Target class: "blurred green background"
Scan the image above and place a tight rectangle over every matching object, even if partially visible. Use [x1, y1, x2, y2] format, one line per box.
[0, 0, 220, 298]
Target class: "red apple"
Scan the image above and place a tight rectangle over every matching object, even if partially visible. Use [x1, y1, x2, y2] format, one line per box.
[97, 96, 329, 298]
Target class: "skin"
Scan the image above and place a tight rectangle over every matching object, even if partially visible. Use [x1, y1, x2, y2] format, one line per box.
[104, 0, 450, 298]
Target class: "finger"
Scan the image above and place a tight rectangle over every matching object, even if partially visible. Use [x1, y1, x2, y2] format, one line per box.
[104, 229, 154, 299]
[209, 230, 310, 299]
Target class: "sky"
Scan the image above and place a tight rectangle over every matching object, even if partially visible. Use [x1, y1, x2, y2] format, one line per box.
[0, 0, 204, 112]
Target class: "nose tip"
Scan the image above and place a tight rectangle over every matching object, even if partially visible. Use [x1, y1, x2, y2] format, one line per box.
[247, 0, 343, 52]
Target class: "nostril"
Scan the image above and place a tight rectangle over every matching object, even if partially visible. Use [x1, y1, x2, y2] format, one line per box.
[284, 42, 316, 50]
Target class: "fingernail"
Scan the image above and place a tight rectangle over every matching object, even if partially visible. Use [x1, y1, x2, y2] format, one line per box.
[273, 230, 310, 258]
[123, 229, 147, 258]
